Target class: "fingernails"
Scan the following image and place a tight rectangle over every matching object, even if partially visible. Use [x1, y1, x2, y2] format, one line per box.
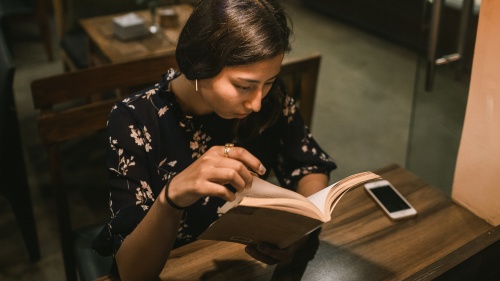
[258, 164, 266, 175]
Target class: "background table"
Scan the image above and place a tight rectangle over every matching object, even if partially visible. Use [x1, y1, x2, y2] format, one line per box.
[95, 164, 496, 280]
[80, 4, 192, 66]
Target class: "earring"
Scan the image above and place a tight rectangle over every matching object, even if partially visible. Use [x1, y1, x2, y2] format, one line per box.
[195, 79, 198, 92]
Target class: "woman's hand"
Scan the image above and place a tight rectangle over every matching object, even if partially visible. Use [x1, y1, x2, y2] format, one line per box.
[244, 235, 310, 265]
[167, 145, 266, 208]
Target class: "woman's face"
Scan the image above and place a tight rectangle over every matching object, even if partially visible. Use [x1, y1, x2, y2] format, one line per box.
[200, 54, 284, 119]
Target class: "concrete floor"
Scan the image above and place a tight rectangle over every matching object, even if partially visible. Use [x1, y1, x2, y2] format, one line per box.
[0, 0, 418, 280]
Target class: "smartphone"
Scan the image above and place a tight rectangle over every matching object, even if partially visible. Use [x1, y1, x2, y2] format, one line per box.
[364, 180, 417, 220]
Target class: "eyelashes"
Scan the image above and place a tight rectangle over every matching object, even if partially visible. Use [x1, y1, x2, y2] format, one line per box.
[235, 81, 275, 92]
[236, 85, 252, 91]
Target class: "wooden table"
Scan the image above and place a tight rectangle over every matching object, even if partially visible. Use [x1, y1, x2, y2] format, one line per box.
[95, 164, 496, 280]
[80, 4, 192, 66]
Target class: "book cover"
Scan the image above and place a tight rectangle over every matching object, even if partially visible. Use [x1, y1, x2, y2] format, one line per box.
[199, 172, 381, 248]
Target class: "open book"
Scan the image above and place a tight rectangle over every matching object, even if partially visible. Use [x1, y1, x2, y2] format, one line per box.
[199, 171, 382, 248]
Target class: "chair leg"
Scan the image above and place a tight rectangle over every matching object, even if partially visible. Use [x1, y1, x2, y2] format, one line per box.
[3, 110, 41, 261]
[7, 178, 41, 262]
[35, 0, 54, 61]
[47, 145, 79, 281]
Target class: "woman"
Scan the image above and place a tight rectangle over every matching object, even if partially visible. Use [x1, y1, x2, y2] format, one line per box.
[93, 0, 336, 280]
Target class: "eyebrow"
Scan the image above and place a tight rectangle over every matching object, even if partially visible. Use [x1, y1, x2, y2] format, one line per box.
[237, 74, 279, 84]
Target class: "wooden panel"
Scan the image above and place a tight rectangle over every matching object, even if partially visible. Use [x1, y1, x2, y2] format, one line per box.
[37, 99, 116, 144]
[452, 0, 500, 225]
[31, 54, 177, 109]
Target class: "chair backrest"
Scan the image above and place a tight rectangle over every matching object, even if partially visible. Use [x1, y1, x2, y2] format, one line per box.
[280, 53, 321, 128]
[31, 54, 178, 281]
[32, 54, 179, 146]
[32, 52, 322, 146]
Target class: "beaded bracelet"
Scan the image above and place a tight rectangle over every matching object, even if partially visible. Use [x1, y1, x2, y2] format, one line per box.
[164, 181, 185, 211]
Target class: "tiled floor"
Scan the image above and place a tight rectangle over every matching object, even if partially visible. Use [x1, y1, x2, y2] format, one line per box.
[0, 1, 418, 280]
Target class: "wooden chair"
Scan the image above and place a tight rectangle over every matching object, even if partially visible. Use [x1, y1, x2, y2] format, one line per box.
[31, 54, 179, 281]
[280, 53, 321, 128]
[30, 52, 320, 280]
[0, 24, 41, 262]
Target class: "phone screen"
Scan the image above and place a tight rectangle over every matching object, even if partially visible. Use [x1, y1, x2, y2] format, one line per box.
[370, 185, 411, 212]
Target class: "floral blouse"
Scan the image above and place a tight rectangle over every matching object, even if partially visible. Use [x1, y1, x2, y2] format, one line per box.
[93, 69, 337, 258]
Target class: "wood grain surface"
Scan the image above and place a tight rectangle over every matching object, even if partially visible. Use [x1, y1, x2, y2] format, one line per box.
[94, 164, 494, 281]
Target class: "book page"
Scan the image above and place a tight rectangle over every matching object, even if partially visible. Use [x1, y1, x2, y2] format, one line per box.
[219, 172, 381, 218]
[306, 183, 335, 212]
[219, 176, 310, 213]
[308, 172, 382, 215]
[248, 177, 309, 201]
[240, 197, 325, 221]
[324, 172, 382, 214]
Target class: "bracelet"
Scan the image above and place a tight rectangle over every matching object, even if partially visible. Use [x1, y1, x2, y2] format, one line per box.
[164, 181, 185, 211]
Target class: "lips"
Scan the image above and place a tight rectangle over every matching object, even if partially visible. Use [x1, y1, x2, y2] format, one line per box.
[235, 112, 251, 118]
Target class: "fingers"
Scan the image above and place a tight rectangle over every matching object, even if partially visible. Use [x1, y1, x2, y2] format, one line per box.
[195, 145, 265, 200]
[257, 243, 292, 262]
[245, 242, 298, 264]
[205, 145, 266, 190]
[218, 145, 266, 176]
[205, 165, 249, 193]
[168, 144, 266, 207]
[201, 181, 239, 202]
[245, 244, 280, 265]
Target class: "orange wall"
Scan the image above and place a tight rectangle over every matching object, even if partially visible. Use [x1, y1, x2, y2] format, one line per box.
[452, 0, 500, 225]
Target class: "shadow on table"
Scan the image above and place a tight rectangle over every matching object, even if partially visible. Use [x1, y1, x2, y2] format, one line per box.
[200, 259, 269, 281]
[300, 240, 393, 281]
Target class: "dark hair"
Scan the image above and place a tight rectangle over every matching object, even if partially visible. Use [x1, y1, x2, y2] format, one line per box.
[175, 0, 293, 142]
[176, 0, 292, 79]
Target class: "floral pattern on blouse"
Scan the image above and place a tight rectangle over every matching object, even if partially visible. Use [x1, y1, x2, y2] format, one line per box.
[93, 68, 336, 258]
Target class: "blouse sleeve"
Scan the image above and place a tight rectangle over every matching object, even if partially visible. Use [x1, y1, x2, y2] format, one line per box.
[272, 92, 337, 190]
[98, 100, 166, 256]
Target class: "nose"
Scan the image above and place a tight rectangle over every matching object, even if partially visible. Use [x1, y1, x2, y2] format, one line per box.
[243, 89, 262, 112]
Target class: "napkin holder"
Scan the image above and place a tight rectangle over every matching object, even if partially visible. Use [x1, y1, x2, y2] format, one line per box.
[113, 13, 148, 40]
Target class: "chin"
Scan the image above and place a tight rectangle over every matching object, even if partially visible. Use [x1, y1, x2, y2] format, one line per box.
[215, 112, 236, 119]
